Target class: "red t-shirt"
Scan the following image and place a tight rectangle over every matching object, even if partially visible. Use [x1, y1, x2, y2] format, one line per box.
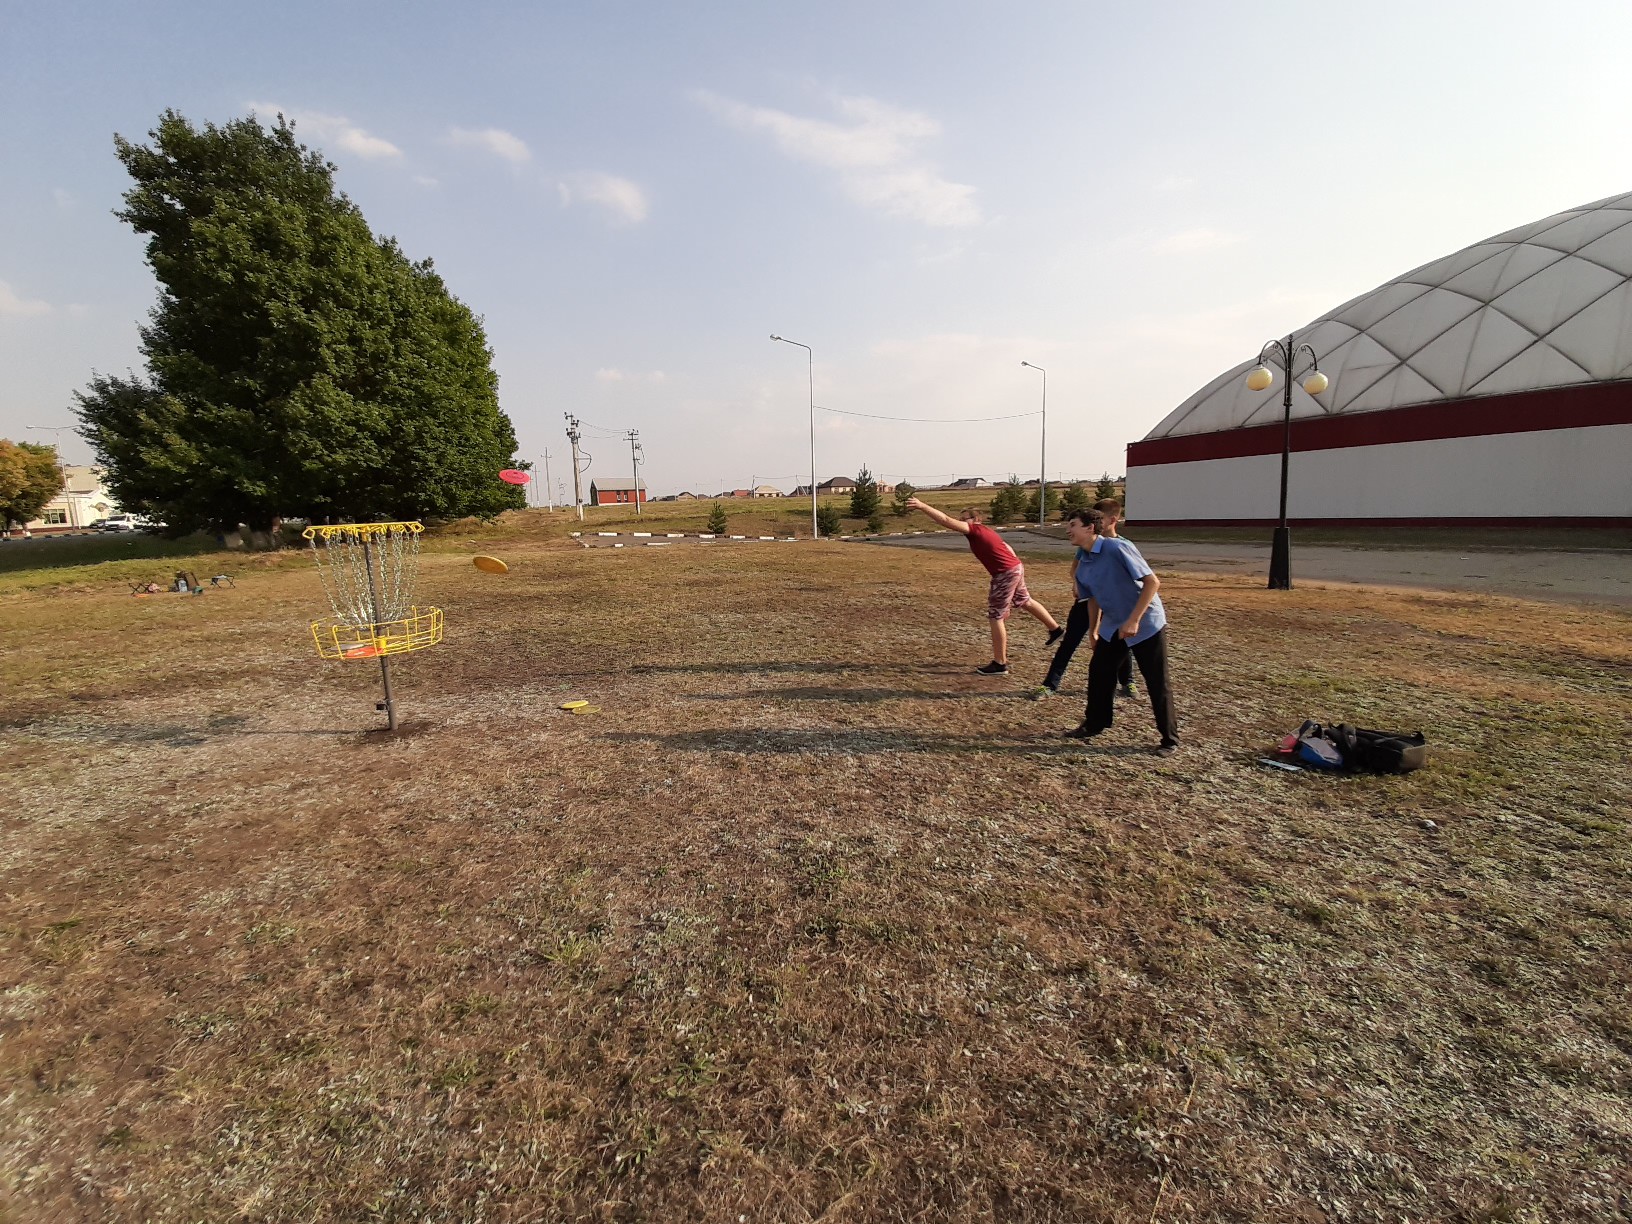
[965, 523, 1021, 575]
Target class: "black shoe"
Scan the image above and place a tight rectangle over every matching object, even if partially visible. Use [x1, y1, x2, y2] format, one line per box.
[1117, 682, 1137, 699]
[1045, 626, 1064, 648]
[975, 661, 1009, 675]
[1063, 722, 1098, 740]
[1157, 740, 1179, 757]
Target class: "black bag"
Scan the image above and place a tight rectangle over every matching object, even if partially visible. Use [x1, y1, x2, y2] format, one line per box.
[1329, 724, 1427, 774]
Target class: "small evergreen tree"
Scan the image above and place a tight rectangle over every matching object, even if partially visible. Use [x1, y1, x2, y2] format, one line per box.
[1024, 483, 1059, 522]
[816, 503, 842, 537]
[988, 476, 1027, 524]
[866, 511, 884, 533]
[849, 466, 880, 519]
[1095, 472, 1119, 502]
[1058, 482, 1089, 516]
[891, 480, 916, 516]
[706, 501, 728, 533]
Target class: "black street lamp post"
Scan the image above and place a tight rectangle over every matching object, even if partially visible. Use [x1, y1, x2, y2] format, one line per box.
[1246, 335, 1328, 590]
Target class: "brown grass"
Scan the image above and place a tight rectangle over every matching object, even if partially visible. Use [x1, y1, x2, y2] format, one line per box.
[2, 520, 1630, 1222]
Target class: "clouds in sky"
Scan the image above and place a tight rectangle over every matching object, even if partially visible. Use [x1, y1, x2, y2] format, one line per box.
[447, 126, 531, 164]
[0, 280, 53, 317]
[596, 368, 665, 383]
[559, 173, 649, 225]
[246, 102, 402, 159]
[692, 89, 980, 228]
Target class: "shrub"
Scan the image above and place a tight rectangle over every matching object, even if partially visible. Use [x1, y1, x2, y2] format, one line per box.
[849, 467, 880, 519]
[891, 481, 916, 516]
[866, 512, 884, 534]
[988, 477, 1026, 524]
[816, 504, 842, 537]
[706, 502, 728, 534]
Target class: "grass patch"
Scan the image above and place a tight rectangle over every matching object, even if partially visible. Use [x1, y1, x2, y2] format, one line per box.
[0, 530, 1628, 1220]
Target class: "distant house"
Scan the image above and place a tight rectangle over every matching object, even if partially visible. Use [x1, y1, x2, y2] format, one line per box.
[947, 477, 990, 489]
[751, 485, 784, 498]
[818, 476, 856, 494]
[674, 491, 697, 501]
[588, 478, 648, 506]
[728, 488, 752, 499]
[23, 464, 119, 533]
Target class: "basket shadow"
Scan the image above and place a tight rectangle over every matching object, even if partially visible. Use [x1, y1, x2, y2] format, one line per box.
[601, 727, 1152, 758]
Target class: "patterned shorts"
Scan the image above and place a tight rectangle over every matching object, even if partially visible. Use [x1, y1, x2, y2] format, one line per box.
[986, 566, 1031, 620]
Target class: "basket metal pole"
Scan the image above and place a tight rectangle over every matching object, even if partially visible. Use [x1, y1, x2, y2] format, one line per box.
[362, 535, 398, 731]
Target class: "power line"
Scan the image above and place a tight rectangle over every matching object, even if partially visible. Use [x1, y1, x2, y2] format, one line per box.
[817, 406, 1042, 423]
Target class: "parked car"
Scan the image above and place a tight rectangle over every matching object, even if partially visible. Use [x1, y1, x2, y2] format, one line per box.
[100, 514, 163, 533]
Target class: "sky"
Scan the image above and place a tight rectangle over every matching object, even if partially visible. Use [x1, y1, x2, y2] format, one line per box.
[4, 0, 1632, 499]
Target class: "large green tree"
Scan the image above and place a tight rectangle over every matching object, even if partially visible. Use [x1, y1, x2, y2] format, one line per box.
[75, 110, 524, 533]
[0, 441, 66, 530]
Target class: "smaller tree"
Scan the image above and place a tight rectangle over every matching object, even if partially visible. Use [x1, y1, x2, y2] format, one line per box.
[849, 466, 880, 519]
[816, 503, 842, 537]
[0, 441, 66, 530]
[866, 511, 884, 534]
[891, 480, 916, 516]
[706, 501, 728, 534]
[1058, 482, 1089, 516]
[988, 476, 1026, 524]
[1095, 472, 1119, 502]
[1025, 483, 1059, 522]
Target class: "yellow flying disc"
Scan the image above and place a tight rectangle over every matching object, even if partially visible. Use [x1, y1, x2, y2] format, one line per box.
[559, 700, 590, 710]
[473, 555, 509, 574]
[570, 705, 600, 715]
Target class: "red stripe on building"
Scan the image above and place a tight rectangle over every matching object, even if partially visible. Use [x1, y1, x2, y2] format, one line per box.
[1126, 380, 1632, 468]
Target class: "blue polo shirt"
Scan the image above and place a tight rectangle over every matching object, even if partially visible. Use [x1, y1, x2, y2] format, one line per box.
[1075, 536, 1166, 645]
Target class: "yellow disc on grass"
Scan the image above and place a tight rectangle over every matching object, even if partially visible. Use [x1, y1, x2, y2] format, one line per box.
[472, 555, 509, 574]
[570, 705, 600, 715]
[559, 700, 590, 710]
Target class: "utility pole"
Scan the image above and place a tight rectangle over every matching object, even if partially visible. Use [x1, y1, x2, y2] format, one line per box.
[541, 450, 554, 511]
[625, 429, 644, 516]
[26, 425, 79, 528]
[564, 414, 587, 522]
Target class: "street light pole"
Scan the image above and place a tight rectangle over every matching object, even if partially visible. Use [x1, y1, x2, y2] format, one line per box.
[1021, 362, 1047, 527]
[1245, 335, 1329, 590]
[27, 425, 79, 528]
[771, 335, 818, 538]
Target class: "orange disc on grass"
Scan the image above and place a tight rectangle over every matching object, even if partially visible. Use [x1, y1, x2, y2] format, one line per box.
[473, 555, 509, 574]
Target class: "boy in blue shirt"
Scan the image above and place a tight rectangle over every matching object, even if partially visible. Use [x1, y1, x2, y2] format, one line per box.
[1032, 497, 1138, 699]
[1060, 507, 1179, 755]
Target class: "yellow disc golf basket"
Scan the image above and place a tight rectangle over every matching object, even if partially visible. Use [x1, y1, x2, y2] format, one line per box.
[305, 521, 442, 731]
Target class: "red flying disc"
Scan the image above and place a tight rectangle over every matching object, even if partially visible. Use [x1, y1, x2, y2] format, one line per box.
[498, 468, 531, 486]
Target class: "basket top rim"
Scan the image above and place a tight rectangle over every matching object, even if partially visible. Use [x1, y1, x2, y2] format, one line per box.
[303, 521, 424, 540]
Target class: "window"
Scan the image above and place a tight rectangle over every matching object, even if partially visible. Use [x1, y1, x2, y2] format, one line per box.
[42, 509, 68, 525]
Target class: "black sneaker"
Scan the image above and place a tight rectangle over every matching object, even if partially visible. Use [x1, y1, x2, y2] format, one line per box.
[1117, 682, 1137, 699]
[1045, 626, 1065, 648]
[1063, 722, 1098, 740]
[975, 661, 1009, 675]
[1157, 740, 1179, 757]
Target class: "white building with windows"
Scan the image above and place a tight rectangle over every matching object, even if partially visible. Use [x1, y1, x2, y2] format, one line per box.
[1127, 191, 1632, 526]
[25, 465, 120, 533]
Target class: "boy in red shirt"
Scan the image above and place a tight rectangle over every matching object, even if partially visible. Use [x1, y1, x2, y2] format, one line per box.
[906, 496, 1063, 674]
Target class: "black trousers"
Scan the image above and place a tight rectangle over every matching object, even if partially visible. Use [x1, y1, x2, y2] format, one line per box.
[1045, 600, 1134, 690]
[1084, 629, 1178, 745]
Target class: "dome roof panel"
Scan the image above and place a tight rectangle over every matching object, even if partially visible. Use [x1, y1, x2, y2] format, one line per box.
[1490, 256, 1623, 335]
[1401, 242, 1511, 286]
[1460, 307, 1541, 388]
[1574, 222, 1632, 277]
[1330, 280, 1433, 331]
[1526, 207, 1632, 253]
[1365, 287, 1484, 369]
[1467, 342, 1591, 396]
[1545, 282, 1632, 380]
[1149, 188, 1632, 439]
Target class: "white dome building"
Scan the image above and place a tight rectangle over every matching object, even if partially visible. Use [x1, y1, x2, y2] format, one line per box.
[1126, 191, 1632, 526]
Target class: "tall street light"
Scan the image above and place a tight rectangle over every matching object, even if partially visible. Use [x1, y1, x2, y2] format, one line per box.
[1245, 335, 1329, 590]
[1020, 361, 1047, 527]
[27, 425, 80, 529]
[770, 334, 818, 538]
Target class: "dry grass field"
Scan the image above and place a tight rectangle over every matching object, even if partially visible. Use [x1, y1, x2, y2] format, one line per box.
[3, 512, 1630, 1222]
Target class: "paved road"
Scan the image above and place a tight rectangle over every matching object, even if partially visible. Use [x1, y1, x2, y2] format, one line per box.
[860, 531, 1632, 607]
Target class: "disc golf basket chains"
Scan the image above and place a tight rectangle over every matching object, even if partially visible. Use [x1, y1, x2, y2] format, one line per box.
[304, 521, 442, 731]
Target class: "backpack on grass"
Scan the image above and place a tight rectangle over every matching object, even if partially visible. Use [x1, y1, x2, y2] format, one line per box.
[1290, 721, 1427, 774]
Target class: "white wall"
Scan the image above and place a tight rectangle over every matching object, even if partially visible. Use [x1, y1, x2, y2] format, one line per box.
[1125, 424, 1632, 521]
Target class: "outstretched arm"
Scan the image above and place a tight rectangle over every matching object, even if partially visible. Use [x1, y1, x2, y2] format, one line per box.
[905, 496, 971, 535]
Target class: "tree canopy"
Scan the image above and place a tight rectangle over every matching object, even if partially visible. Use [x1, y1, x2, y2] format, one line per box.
[75, 110, 524, 533]
[848, 466, 880, 519]
[0, 441, 66, 530]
